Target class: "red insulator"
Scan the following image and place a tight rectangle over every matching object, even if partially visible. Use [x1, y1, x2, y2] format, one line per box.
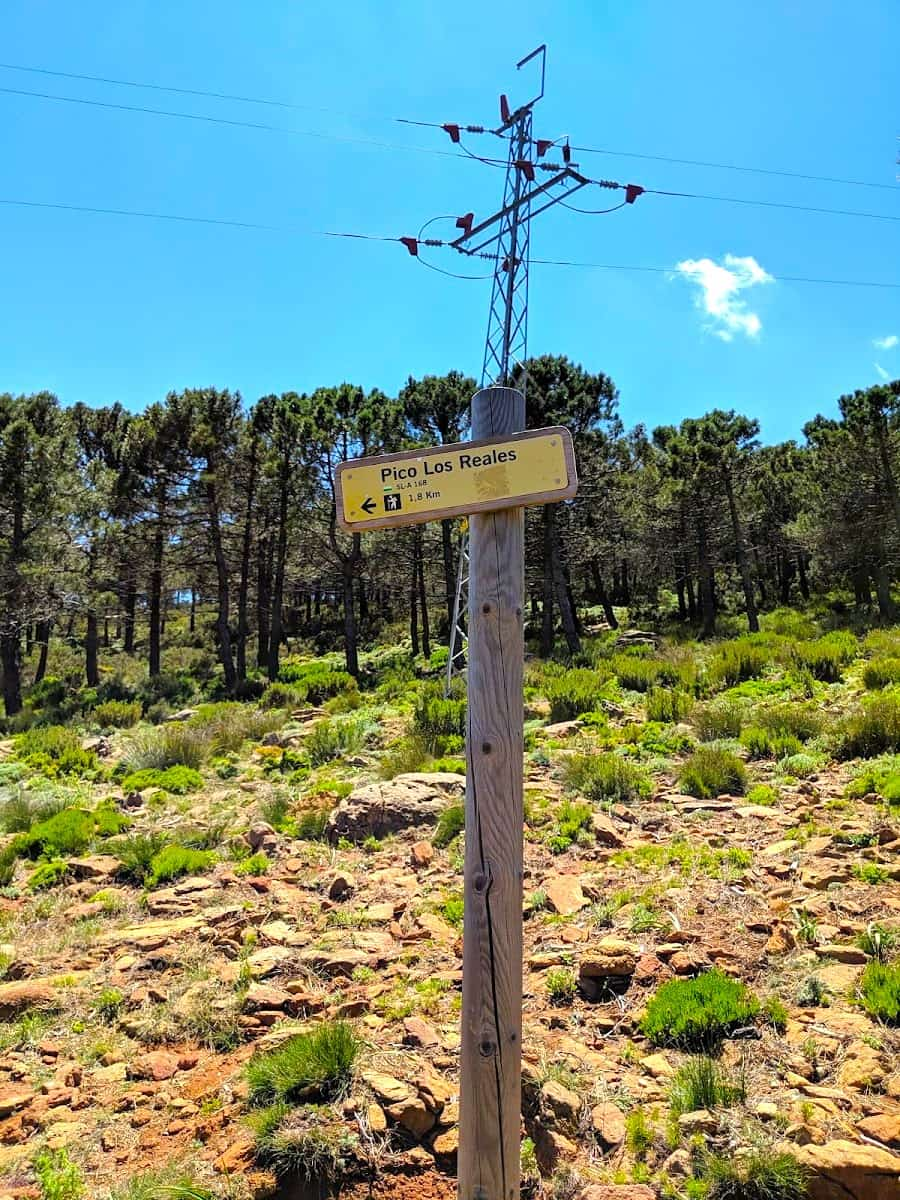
[455, 212, 474, 235]
[442, 123, 461, 144]
[400, 237, 419, 257]
[499, 94, 510, 123]
[536, 139, 552, 158]
[514, 159, 536, 182]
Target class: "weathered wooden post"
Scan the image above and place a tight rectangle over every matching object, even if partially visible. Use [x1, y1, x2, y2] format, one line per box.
[458, 385, 525, 1200]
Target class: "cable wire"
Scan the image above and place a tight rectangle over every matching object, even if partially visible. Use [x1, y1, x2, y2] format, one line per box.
[645, 186, 900, 224]
[560, 198, 628, 215]
[2, 59, 895, 193]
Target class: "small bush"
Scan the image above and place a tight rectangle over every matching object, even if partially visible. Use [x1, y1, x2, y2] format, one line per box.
[414, 686, 467, 741]
[14, 724, 81, 760]
[755, 702, 822, 742]
[835, 692, 900, 760]
[545, 968, 577, 1005]
[640, 970, 760, 1050]
[93, 986, 125, 1023]
[669, 1055, 745, 1115]
[741, 726, 803, 760]
[708, 639, 771, 688]
[108, 833, 168, 884]
[28, 859, 70, 891]
[679, 747, 747, 798]
[856, 960, 900, 1023]
[121, 765, 204, 795]
[702, 1149, 808, 1200]
[305, 718, 365, 767]
[746, 784, 779, 807]
[32, 1147, 84, 1200]
[246, 1021, 359, 1105]
[295, 803, 331, 840]
[793, 631, 856, 682]
[136, 671, 194, 709]
[563, 752, 651, 805]
[93, 700, 142, 729]
[845, 757, 900, 800]
[546, 669, 610, 721]
[19, 808, 94, 859]
[235, 852, 269, 877]
[433, 803, 465, 848]
[188, 702, 282, 755]
[260, 682, 306, 710]
[863, 658, 900, 690]
[856, 922, 898, 963]
[693, 699, 745, 741]
[645, 688, 692, 723]
[378, 732, 432, 779]
[121, 724, 208, 771]
[277, 660, 356, 701]
[612, 655, 660, 693]
[624, 1108, 653, 1159]
[146, 845, 216, 889]
[251, 1104, 356, 1183]
[852, 862, 888, 885]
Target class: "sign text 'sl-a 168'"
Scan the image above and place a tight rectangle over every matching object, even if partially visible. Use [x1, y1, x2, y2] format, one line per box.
[335, 426, 577, 531]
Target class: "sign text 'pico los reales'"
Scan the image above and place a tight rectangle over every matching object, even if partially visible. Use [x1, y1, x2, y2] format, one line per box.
[335, 426, 577, 531]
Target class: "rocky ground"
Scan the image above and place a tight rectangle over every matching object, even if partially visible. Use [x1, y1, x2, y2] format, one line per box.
[0, 636, 897, 1200]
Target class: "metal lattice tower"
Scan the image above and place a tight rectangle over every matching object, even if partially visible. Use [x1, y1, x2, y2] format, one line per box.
[446, 46, 587, 692]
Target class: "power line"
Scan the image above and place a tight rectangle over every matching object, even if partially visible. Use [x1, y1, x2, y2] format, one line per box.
[1, 59, 895, 193]
[1, 194, 897, 289]
[5, 83, 899, 229]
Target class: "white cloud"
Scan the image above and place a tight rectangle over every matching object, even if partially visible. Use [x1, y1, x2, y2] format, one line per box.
[875, 363, 890, 380]
[675, 254, 774, 341]
[873, 335, 898, 351]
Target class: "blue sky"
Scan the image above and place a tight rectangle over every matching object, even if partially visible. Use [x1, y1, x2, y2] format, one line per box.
[2, 1, 898, 442]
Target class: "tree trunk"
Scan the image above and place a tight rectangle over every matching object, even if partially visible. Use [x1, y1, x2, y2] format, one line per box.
[441, 518, 456, 638]
[85, 609, 99, 688]
[540, 505, 555, 656]
[552, 528, 581, 655]
[257, 527, 272, 670]
[722, 468, 759, 632]
[417, 529, 430, 659]
[619, 559, 630, 604]
[409, 537, 420, 657]
[358, 578, 369, 624]
[266, 472, 290, 683]
[0, 633, 22, 717]
[873, 416, 900, 533]
[342, 552, 360, 679]
[103, 613, 110, 649]
[34, 620, 51, 685]
[797, 552, 810, 600]
[123, 578, 137, 654]
[853, 565, 872, 607]
[590, 561, 619, 629]
[205, 470, 237, 693]
[873, 550, 896, 621]
[752, 547, 768, 607]
[696, 515, 716, 637]
[148, 488, 165, 677]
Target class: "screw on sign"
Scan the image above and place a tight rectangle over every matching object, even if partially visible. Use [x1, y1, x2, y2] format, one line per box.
[336, 397, 578, 1200]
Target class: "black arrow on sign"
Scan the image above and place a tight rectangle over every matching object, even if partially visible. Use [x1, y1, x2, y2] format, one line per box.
[361, 497, 377, 515]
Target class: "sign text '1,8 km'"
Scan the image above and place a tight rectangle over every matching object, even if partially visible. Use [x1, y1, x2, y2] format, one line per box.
[335, 425, 577, 531]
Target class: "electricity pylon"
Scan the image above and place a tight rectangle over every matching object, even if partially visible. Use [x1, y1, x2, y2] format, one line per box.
[445, 45, 587, 692]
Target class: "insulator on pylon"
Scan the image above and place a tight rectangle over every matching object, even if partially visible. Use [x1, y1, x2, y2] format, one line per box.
[400, 237, 419, 256]
[562, 140, 571, 163]
[442, 124, 461, 144]
[625, 184, 645, 204]
[536, 139, 552, 157]
[514, 159, 536, 181]
[499, 94, 510, 123]
[456, 213, 474, 235]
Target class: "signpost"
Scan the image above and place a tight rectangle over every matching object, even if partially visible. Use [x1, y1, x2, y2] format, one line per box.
[338, 391, 577, 1200]
[335, 426, 576, 532]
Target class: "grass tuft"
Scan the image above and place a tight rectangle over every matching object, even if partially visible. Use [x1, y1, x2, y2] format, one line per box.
[640, 970, 759, 1050]
[246, 1021, 359, 1105]
[679, 747, 747, 798]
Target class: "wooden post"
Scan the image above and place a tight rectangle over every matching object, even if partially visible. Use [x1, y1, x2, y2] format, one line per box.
[458, 386, 525, 1200]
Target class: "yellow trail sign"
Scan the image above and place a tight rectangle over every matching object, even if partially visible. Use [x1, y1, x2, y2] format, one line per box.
[335, 426, 577, 531]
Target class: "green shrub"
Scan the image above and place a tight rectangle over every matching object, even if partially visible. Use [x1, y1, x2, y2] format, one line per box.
[14, 724, 81, 761]
[294, 804, 331, 840]
[679, 747, 747, 798]
[546, 669, 610, 721]
[645, 689, 692, 723]
[93, 986, 125, 1023]
[857, 960, 900, 1023]
[702, 1149, 808, 1200]
[121, 724, 208, 771]
[779, 752, 820, 778]
[28, 859, 69, 891]
[862, 658, 900, 690]
[0, 843, 18, 887]
[251, 1104, 356, 1183]
[246, 1021, 359, 1105]
[414, 686, 467, 741]
[146, 845, 215, 889]
[693, 699, 745, 741]
[93, 801, 130, 838]
[755, 702, 822, 742]
[793, 632, 856, 682]
[856, 922, 898, 963]
[188, 702, 282, 755]
[433, 803, 465, 848]
[563, 752, 651, 805]
[235, 852, 269, 877]
[746, 784, 779, 807]
[835, 692, 900, 759]
[640, 970, 759, 1050]
[624, 1108, 653, 1159]
[852, 862, 889, 885]
[545, 968, 577, 1005]
[669, 1055, 745, 1115]
[612, 655, 660, 693]
[260, 682, 306, 710]
[93, 700, 142, 729]
[20, 808, 94, 859]
[108, 833, 168, 884]
[305, 718, 366, 767]
[740, 726, 803, 760]
[32, 1146, 84, 1200]
[708, 639, 771, 688]
[136, 671, 194, 709]
[845, 757, 900, 800]
[121, 765, 203, 795]
[277, 660, 356, 704]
